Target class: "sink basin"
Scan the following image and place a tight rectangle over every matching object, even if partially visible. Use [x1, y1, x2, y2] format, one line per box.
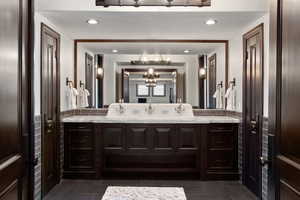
[107, 103, 194, 120]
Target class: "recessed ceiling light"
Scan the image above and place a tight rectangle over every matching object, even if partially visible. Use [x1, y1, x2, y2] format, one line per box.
[184, 50, 191, 53]
[87, 19, 99, 25]
[205, 19, 217, 25]
[112, 49, 118, 53]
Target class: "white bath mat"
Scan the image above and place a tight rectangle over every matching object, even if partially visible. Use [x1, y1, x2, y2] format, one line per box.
[101, 186, 187, 200]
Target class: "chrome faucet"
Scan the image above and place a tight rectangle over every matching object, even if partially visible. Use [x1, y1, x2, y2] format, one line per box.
[145, 103, 154, 114]
[118, 98, 125, 114]
[175, 98, 185, 114]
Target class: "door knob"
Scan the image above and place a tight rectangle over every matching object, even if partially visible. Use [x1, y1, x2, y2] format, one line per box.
[259, 156, 270, 166]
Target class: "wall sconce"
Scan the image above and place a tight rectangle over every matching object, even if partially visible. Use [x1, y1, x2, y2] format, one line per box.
[79, 80, 84, 88]
[66, 77, 73, 86]
[97, 67, 104, 78]
[199, 68, 206, 79]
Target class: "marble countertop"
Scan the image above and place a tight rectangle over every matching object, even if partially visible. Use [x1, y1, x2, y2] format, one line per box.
[62, 115, 240, 124]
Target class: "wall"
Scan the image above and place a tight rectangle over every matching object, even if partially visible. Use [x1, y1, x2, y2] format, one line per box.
[228, 14, 270, 116]
[102, 54, 200, 106]
[34, 13, 75, 114]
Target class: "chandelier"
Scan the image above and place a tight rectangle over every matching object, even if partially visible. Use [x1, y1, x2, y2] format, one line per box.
[143, 68, 160, 87]
[96, 0, 211, 7]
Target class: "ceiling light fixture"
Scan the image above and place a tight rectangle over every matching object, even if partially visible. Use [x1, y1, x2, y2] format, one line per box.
[184, 50, 191, 53]
[87, 19, 99, 25]
[96, 0, 212, 7]
[143, 68, 160, 87]
[205, 19, 217, 25]
[112, 49, 118, 53]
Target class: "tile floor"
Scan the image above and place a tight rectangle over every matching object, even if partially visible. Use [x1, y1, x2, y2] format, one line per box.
[45, 179, 258, 200]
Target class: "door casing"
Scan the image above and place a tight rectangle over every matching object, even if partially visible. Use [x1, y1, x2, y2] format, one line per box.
[242, 23, 264, 198]
[40, 23, 61, 197]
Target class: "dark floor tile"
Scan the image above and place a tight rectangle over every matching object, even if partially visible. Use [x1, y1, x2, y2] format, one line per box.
[45, 179, 258, 200]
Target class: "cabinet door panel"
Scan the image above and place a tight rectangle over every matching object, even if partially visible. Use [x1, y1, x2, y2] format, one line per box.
[103, 126, 124, 151]
[178, 126, 199, 150]
[127, 126, 149, 151]
[153, 127, 175, 151]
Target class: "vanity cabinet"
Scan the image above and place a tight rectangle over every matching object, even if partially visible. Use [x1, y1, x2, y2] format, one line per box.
[102, 124, 201, 175]
[64, 123, 101, 179]
[63, 122, 239, 180]
[203, 124, 239, 180]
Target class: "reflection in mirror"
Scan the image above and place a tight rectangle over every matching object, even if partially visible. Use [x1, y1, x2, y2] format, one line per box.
[75, 41, 228, 109]
[121, 69, 177, 104]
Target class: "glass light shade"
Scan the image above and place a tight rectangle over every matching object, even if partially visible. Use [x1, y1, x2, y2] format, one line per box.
[199, 68, 206, 78]
[148, 68, 154, 74]
[97, 68, 104, 77]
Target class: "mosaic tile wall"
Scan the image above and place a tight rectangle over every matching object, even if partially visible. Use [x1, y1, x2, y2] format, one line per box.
[34, 116, 42, 200]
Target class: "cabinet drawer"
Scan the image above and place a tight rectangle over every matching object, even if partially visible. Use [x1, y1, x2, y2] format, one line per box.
[207, 149, 235, 170]
[69, 150, 94, 169]
[208, 132, 234, 149]
[69, 131, 93, 149]
[65, 123, 92, 130]
[209, 124, 234, 132]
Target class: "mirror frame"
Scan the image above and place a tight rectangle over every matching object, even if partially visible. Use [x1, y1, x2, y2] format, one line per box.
[73, 39, 229, 107]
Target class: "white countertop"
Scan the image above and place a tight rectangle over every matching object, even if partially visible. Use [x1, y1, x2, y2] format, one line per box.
[62, 115, 240, 124]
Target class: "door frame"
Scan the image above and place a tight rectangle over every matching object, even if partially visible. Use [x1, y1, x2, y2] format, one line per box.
[40, 23, 61, 196]
[242, 23, 264, 198]
[24, 0, 36, 199]
[269, 0, 280, 199]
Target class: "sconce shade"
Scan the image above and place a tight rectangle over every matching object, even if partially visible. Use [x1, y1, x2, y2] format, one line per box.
[199, 68, 206, 78]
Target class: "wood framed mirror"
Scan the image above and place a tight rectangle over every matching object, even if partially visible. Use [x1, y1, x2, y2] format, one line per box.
[74, 40, 229, 109]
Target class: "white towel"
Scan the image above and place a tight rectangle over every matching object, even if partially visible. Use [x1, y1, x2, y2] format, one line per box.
[66, 86, 78, 109]
[78, 87, 90, 108]
[213, 87, 224, 109]
[225, 86, 237, 110]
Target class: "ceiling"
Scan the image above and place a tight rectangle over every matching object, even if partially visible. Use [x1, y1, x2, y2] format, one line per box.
[41, 11, 265, 39]
[79, 42, 225, 55]
[37, 0, 269, 12]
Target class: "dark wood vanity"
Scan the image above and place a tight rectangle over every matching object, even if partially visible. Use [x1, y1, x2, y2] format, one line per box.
[63, 122, 239, 180]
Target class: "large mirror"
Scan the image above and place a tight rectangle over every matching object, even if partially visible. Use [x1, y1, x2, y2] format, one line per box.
[75, 41, 228, 109]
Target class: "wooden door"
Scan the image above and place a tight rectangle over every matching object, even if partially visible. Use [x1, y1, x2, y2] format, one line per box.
[208, 54, 216, 109]
[85, 53, 93, 107]
[271, 0, 300, 199]
[0, 0, 30, 199]
[41, 24, 60, 196]
[122, 69, 130, 103]
[198, 55, 205, 109]
[243, 24, 264, 197]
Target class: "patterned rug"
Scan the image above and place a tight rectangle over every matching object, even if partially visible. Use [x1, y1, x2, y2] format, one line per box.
[101, 186, 187, 200]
